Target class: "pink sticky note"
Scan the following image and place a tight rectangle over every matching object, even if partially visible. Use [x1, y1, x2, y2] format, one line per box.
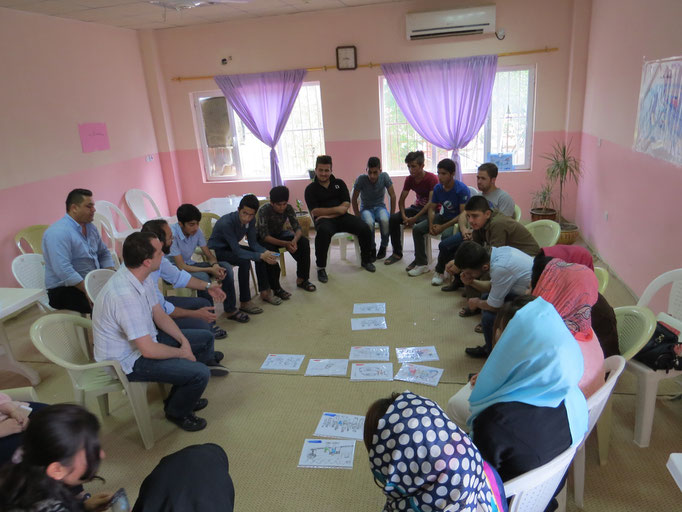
[78, 123, 110, 153]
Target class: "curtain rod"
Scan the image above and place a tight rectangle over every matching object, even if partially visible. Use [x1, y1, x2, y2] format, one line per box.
[171, 46, 558, 82]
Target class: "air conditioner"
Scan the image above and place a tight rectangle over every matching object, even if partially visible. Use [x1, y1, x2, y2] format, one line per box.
[406, 6, 496, 40]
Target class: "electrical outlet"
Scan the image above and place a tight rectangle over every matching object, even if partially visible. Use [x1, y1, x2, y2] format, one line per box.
[604, 211, 608, 221]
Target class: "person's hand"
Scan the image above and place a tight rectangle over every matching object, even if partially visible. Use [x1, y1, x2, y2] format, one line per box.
[468, 298, 480, 311]
[179, 343, 196, 362]
[469, 373, 478, 386]
[287, 240, 298, 253]
[315, 215, 332, 220]
[260, 251, 279, 265]
[403, 216, 417, 227]
[0, 418, 23, 437]
[461, 228, 473, 240]
[194, 306, 216, 323]
[445, 260, 458, 275]
[210, 265, 226, 280]
[8, 404, 30, 429]
[430, 224, 444, 236]
[207, 284, 226, 303]
[84, 492, 114, 512]
[460, 271, 474, 286]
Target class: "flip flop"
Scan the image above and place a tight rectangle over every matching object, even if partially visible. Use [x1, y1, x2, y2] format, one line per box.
[459, 307, 481, 317]
[474, 323, 483, 334]
[296, 280, 317, 292]
[263, 294, 282, 306]
[274, 288, 292, 300]
[226, 311, 249, 323]
[240, 304, 264, 315]
[384, 254, 402, 265]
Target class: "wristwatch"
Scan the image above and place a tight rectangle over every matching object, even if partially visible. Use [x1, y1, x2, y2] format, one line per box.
[205, 281, 211, 290]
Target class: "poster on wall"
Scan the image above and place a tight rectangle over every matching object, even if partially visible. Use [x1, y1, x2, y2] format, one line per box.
[633, 56, 682, 167]
[78, 122, 110, 153]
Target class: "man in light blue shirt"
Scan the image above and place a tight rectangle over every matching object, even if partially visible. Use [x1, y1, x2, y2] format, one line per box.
[43, 188, 114, 314]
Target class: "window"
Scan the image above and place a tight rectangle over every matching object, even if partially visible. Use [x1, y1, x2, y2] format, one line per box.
[379, 65, 535, 174]
[192, 82, 325, 181]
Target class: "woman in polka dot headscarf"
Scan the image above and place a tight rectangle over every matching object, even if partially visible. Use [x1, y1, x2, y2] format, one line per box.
[364, 391, 507, 512]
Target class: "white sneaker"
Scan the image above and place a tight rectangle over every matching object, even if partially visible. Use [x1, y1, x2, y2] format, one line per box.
[407, 265, 429, 277]
[431, 272, 444, 286]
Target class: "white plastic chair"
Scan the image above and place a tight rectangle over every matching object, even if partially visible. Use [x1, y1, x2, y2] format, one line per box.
[513, 204, 522, 222]
[326, 232, 361, 268]
[525, 219, 561, 248]
[572, 355, 626, 508]
[1, 386, 39, 402]
[627, 268, 682, 447]
[594, 266, 609, 294]
[92, 212, 116, 253]
[95, 200, 138, 244]
[84, 269, 115, 303]
[30, 314, 158, 449]
[11, 254, 51, 312]
[468, 185, 479, 197]
[125, 189, 164, 226]
[504, 445, 577, 512]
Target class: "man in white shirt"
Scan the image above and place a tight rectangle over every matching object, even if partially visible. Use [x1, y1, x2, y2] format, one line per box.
[454, 242, 532, 358]
[93, 232, 212, 432]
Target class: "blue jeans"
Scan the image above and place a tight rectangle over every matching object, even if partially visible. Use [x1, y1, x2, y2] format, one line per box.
[156, 328, 215, 365]
[188, 261, 237, 313]
[412, 214, 455, 265]
[436, 231, 464, 273]
[481, 292, 518, 352]
[127, 353, 210, 419]
[360, 206, 390, 251]
[166, 296, 215, 332]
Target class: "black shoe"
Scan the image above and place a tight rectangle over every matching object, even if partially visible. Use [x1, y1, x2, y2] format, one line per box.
[207, 362, 229, 377]
[166, 413, 207, 432]
[212, 327, 227, 340]
[193, 398, 209, 412]
[376, 246, 387, 260]
[213, 351, 224, 363]
[317, 268, 328, 283]
[361, 261, 376, 273]
[465, 345, 490, 359]
[370, 248, 377, 263]
[441, 282, 461, 292]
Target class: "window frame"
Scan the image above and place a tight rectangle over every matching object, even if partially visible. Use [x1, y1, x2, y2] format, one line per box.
[191, 81, 325, 182]
[379, 64, 536, 176]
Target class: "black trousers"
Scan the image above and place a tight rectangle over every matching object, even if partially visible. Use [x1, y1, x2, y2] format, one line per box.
[388, 206, 421, 256]
[47, 286, 91, 314]
[262, 231, 311, 289]
[314, 214, 373, 268]
[215, 246, 270, 302]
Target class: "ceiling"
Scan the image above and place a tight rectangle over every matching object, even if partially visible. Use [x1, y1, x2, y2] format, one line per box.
[0, 0, 405, 30]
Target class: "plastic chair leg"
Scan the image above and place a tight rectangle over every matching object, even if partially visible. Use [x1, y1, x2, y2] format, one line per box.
[249, 266, 258, 294]
[596, 399, 613, 465]
[634, 371, 660, 447]
[339, 236, 348, 260]
[96, 393, 110, 416]
[126, 382, 155, 450]
[352, 237, 361, 262]
[425, 234, 433, 265]
[279, 249, 286, 277]
[572, 444, 586, 508]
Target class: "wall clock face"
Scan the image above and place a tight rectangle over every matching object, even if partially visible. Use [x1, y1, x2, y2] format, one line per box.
[336, 46, 357, 70]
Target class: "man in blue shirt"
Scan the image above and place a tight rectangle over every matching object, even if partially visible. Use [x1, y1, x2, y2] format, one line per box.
[208, 195, 280, 317]
[408, 159, 470, 277]
[351, 157, 396, 261]
[43, 188, 115, 313]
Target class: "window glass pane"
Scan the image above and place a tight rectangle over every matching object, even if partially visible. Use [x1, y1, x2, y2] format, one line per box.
[489, 69, 530, 167]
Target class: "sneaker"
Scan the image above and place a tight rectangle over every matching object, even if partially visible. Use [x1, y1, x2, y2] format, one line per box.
[464, 345, 490, 359]
[166, 413, 207, 432]
[213, 351, 224, 363]
[431, 273, 444, 286]
[361, 261, 376, 273]
[193, 398, 209, 412]
[407, 265, 429, 277]
[376, 246, 387, 260]
[317, 268, 328, 283]
[206, 361, 229, 377]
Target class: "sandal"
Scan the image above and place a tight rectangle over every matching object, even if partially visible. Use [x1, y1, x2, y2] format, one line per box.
[274, 288, 292, 300]
[262, 294, 282, 306]
[474, 323, 483, 334]
[384, 254, 403, 265]
[226, 311, 249, 323]
[240, 304, 264, 315]
[459, 307, 481, 317]
[296, 280, 317, 292]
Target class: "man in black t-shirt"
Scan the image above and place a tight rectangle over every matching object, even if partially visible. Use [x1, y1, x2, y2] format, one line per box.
[304, 155, 375, 283]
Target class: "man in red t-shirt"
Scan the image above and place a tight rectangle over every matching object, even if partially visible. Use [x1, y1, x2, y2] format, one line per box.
[384, 150, 439, 265]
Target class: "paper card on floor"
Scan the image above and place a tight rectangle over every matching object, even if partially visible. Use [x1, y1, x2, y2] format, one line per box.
[353, 302, 386, 315]
[394, 363, 444, 387]
[259, 354, 305, 371]
[298, 439, 356, 469]
[350, 362, 393, 381]
[349, 345, 390, 361]
[305, 359, 349, 377]
[314, 412, 365, 440]
[395, 346, 440, 363]
[350, 317, 387, 331]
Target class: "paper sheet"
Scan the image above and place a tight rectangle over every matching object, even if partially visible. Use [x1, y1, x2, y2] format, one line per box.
[353, 302, 386, 314]
[395, 346, 440, 363]
[313, 412, 365, 440]
[350, 317, 387, 330]
[298, 439, 356, 469]
[394, 363, 444, 387]
[259, 354, 305, 371]
[349, 346, 390, 361]
[304, 359, 349, 377]
[350, 362, 393, 381]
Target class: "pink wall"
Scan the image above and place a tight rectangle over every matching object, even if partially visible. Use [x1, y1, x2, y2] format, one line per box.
[0, 8, 167, 287]
[576, 0, 682, 307]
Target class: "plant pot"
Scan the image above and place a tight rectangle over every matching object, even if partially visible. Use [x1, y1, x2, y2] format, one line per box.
[558, 223, 579, 245]
[296, 211, 312, 237]
[530, 208, 557, 222]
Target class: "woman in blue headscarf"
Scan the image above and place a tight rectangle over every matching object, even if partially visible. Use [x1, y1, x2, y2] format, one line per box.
[364, 391, 507, 512]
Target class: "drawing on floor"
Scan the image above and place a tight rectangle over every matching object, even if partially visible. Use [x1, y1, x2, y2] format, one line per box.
[353, 302, 386, 314]
[298, 439, 356, 469]
[394, 363, 444, 387]
[259, 354, 305, 371]
[395, 345, 439, 363]
[304, 359, 349, 377]
[348, 346, 390, 361]
[351, 316, 387, 331]
[350, 362, 393, 381]
[314, 412, 365, 440]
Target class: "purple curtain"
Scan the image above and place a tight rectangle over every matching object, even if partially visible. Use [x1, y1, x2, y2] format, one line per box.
[381, 55, 498, 180]
[215, 69, 306, 186]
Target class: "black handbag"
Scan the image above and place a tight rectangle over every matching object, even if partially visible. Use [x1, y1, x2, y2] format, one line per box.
[634, 321, 682, 372]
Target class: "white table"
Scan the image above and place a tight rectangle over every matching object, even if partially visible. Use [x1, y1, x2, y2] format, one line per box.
[197, 196, 267, 217]
[0, 288, 44, 385]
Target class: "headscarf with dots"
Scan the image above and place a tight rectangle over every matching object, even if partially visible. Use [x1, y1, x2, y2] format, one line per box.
[368, 391, 505, 512]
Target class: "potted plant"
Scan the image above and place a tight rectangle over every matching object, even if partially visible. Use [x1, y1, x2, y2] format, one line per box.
[542, 140, 583, 244]
[295, 199, 312, 237]
[530, 182, 557, 221]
